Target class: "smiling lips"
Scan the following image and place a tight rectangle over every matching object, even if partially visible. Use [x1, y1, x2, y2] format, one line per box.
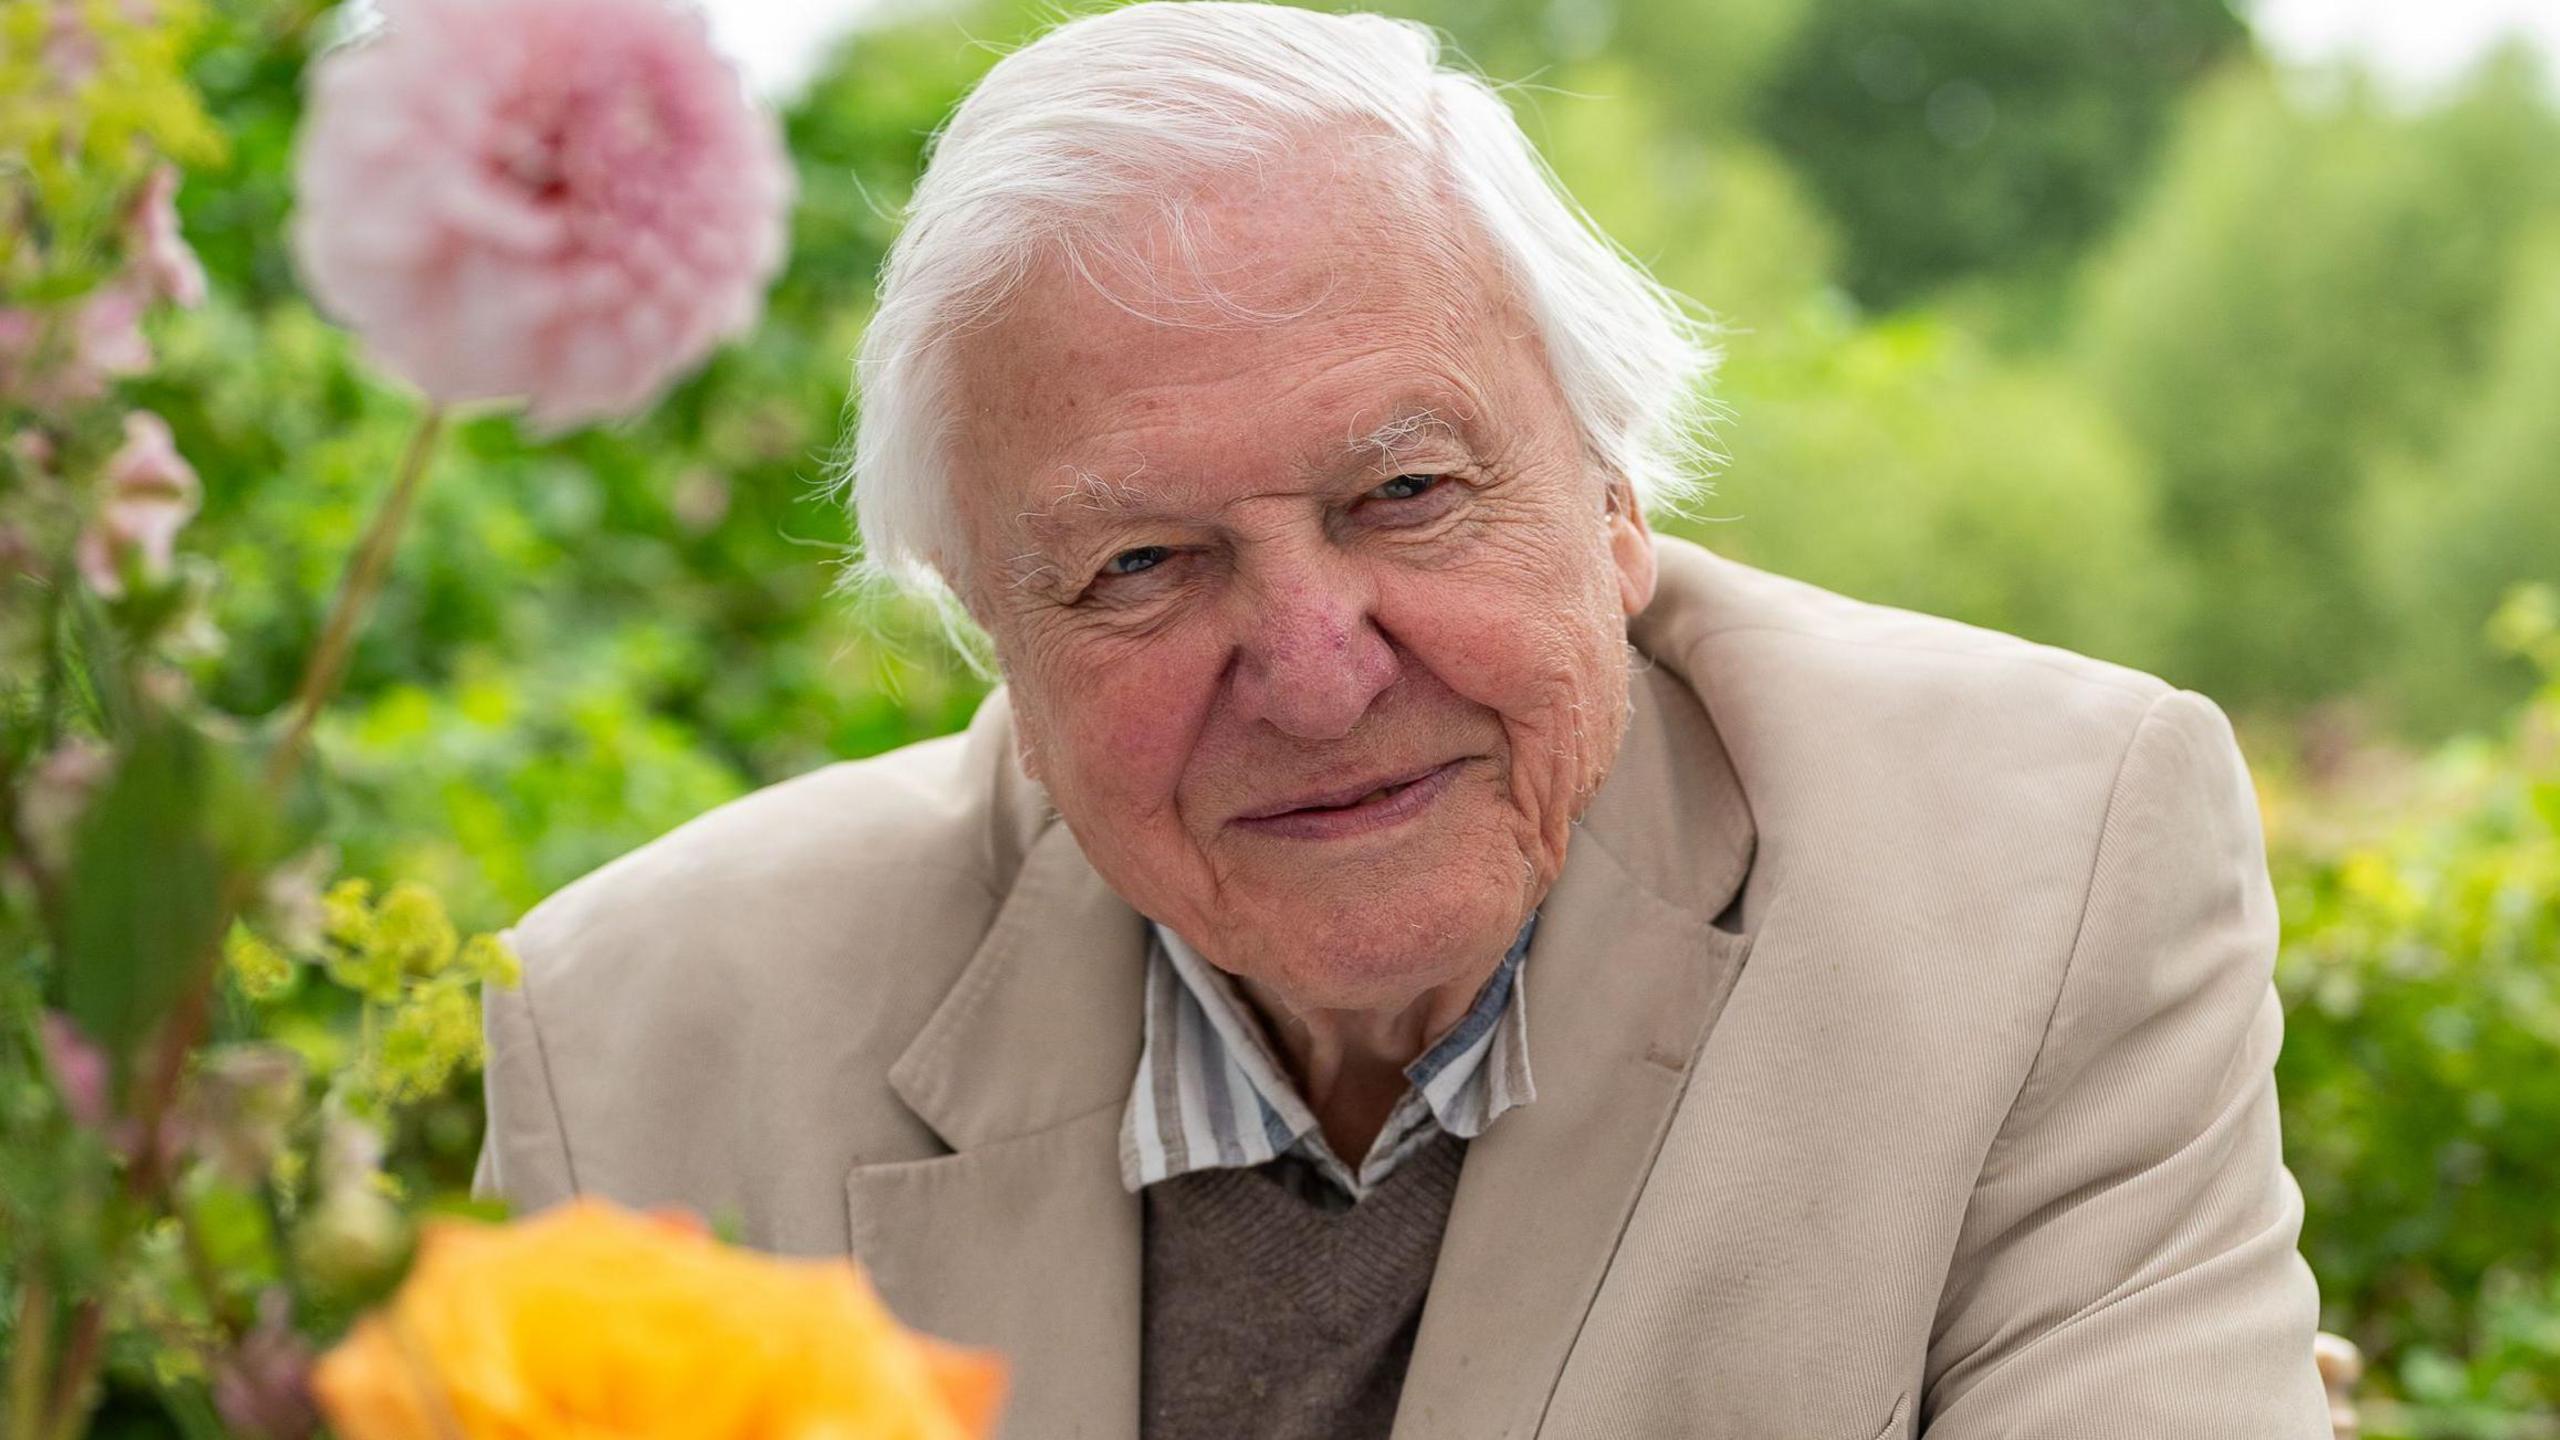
[1230, 759, 1466, 840]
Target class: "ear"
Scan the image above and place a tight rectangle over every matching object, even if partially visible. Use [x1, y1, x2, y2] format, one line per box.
[1604, 478, 1657, 617]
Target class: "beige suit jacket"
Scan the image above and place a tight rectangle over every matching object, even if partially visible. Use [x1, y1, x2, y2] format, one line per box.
[475, 535, 2331, 1438]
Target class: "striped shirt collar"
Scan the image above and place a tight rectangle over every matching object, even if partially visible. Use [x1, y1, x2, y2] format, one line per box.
[1118, 915, 1538, 1201]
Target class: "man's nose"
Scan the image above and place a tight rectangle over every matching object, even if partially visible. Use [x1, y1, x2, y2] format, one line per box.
[1228, 565, 1399, 741]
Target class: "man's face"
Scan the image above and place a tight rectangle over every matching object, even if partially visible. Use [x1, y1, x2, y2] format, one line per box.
[946, 145, 1657, 1014]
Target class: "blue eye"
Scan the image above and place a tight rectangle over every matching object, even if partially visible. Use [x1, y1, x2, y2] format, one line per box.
[1370, 474, 1439, 501]
[1105, 546, 1170, 576]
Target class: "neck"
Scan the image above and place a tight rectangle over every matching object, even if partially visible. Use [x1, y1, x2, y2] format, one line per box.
[1234, 957, 1496, 1167]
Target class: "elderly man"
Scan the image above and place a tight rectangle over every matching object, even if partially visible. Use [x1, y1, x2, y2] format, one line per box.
[474, 3, 2332, 1436]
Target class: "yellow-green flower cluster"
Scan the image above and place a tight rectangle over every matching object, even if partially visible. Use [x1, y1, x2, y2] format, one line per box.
[228, 875, 519, 1118]
[222, 925, 293, 1001]
[0, 0, 222, 270]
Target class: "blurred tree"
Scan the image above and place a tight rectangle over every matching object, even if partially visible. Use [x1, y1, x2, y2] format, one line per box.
[1682, 311, 2187, 672]
[1523, 58, 1839, 334]
[1337, 0, 1811, 131]
[1753, 0, 2245, 311]
[2072, 53, 2560, 716]
[2359, 233, 2560, 737]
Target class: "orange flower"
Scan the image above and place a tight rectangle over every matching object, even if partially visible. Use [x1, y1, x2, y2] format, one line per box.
[312, 1199, 1002, 1440]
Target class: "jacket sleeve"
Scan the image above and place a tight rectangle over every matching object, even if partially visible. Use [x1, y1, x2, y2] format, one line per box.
[1921, 689, 2331, 1436]
[471, 923, 578, 1212]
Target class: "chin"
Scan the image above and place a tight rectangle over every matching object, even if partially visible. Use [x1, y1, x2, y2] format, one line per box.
[1213, 866, 1534, 1015]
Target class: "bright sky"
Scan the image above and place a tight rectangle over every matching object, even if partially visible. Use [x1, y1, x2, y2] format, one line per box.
[700, 0, 2560, 102]
[2252, 0, 2560, 94]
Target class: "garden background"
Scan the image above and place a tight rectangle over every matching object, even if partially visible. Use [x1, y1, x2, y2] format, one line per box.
[15, 0, 2560, 1432]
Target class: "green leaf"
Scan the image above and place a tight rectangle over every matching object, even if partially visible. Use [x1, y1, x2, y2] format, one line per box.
[60, 712, 228, 1055]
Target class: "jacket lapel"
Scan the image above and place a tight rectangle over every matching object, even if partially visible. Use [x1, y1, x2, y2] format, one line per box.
[845, 818, 1151, 1440]
[1391, 662, 1759, 1440]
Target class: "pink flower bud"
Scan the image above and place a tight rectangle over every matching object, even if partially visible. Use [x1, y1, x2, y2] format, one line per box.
[76, 410, 200, 597]
[38, 1010, 111, 1131]
[39, 0, 161, 86]
[127, 164, 208, 309]
[211, 1290, 319, 1440]
[0, 284, 153, 412]
[7, 427, 55, 475]
[40, 1007, 192, 1168]
[69, 282, 153, 384]
[188, 1044, 307, 1185]
[17, 738, 110, 872]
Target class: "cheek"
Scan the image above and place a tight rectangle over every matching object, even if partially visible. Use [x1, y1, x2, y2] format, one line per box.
[1015, 630, 1220, 829]
[1377, 521, 1623, 716]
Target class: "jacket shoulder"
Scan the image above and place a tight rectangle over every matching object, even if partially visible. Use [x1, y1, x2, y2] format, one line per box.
[1653, 535, 2171, 706]
[1640, 538, 2238, 1006]
[1644, 537, 2183, 790]
[485, 696, 1048, 1224]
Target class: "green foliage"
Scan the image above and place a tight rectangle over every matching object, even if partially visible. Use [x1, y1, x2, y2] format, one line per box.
[2073, 54, 2560, 714]
[60, 710, 231, 1054]
[1754, 0, 2245, 309]
[2274, 588, 2560, 1427]
[2359, 234, 2560, 736]
[1694, 309, 2186, 670]
[1524, 59, 1840, 331]
[0, 5, 522, 1433]
[0, 0, 224, 271]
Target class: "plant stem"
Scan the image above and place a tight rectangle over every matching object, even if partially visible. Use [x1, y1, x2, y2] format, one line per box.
[260, 406, 446, 796]
[40, 1299, 100, 1440]
[8, 1272, 51, 1440]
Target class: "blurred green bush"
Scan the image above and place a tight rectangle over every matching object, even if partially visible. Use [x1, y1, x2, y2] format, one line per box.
[2269, 588, 2560, 1430]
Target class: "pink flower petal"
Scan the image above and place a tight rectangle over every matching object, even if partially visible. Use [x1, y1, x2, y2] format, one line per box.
[289, 0, 792, 428]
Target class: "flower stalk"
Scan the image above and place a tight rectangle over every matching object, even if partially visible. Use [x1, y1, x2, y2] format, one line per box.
[261, 406, 446, 795]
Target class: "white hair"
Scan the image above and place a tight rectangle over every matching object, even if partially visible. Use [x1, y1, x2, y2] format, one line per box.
[836, 0, 1722, 608]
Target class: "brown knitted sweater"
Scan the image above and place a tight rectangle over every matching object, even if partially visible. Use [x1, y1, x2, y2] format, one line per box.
[1140, 1130, 1470, 1440]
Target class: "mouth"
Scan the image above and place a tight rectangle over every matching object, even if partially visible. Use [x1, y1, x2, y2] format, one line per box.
[1230, 759, 1467, 840]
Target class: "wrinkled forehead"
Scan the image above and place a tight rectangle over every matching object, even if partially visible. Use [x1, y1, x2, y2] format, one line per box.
[939, 145, 1534, 534]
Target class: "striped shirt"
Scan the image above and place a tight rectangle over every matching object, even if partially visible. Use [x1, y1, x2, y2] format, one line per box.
[1118, 916, 1538, 1202]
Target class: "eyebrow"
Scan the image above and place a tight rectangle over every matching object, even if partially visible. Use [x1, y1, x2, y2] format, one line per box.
[1345, 402, 1465, 466]
[1013, 400, 1471, 539]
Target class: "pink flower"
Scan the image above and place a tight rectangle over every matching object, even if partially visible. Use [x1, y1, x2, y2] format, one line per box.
[0, 157, 195, 416]
[71, 281, 154, 376]
[76, 410, 201, 597]
[0, 282, 154, 411]
[17, 738, 109, 873]
[8, 427, 55, 475]
[38, 1007, 190, 1168]
[41, 0, 160, 82]
[128, 164, 208, 308]
[38, 1011, 111, 1132]
[211, 1291, 318, 1440]
[289, 0, 793, 433]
